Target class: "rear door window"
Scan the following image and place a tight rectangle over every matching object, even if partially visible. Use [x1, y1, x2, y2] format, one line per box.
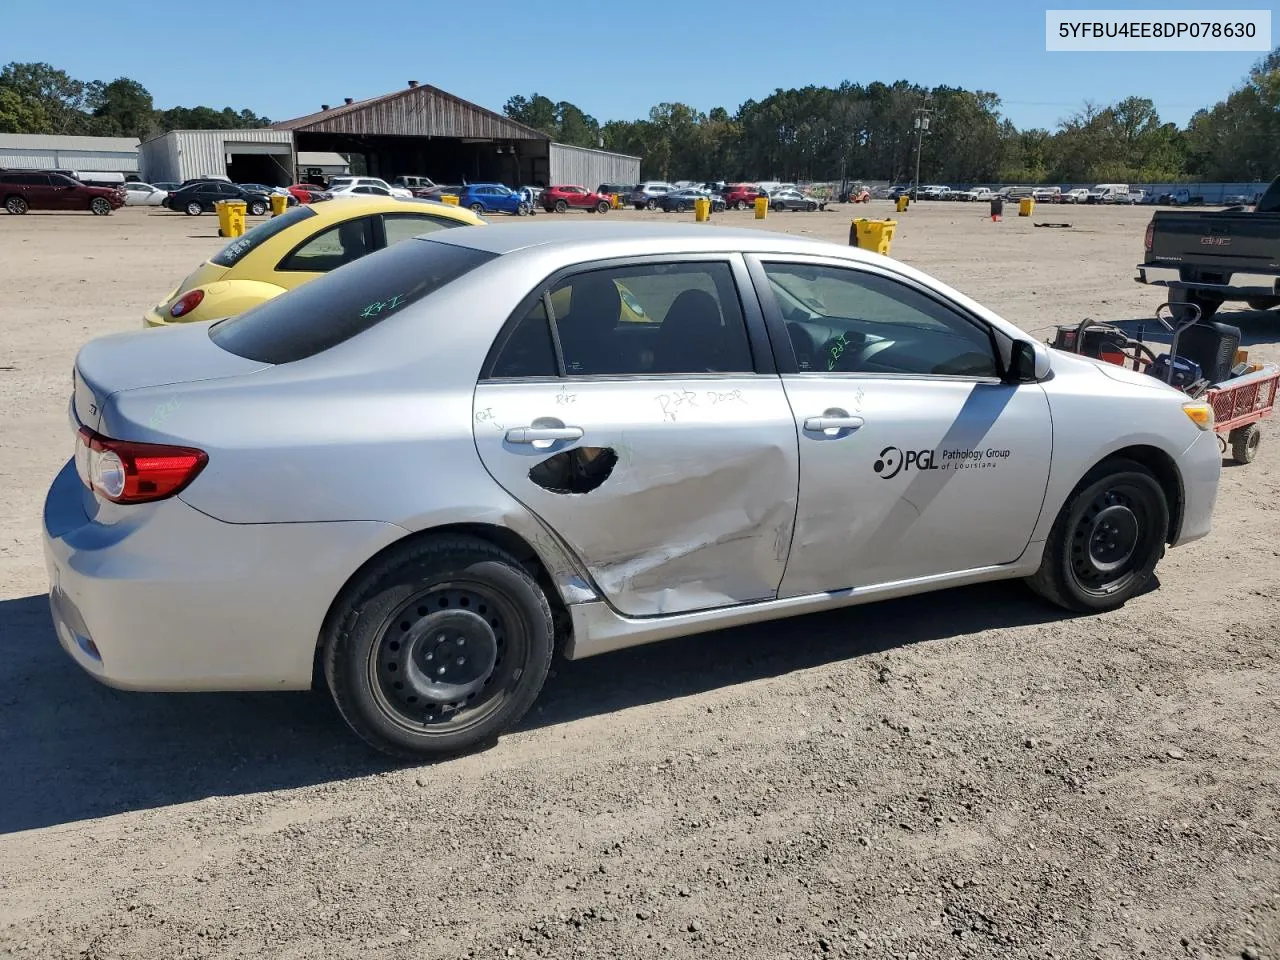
[277, 215, 376, 272]
[210, 238, 495, 364]
[210, 205, 317, 267]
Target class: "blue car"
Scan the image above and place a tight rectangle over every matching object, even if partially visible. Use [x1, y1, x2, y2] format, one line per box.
[456, 183, 532, 216]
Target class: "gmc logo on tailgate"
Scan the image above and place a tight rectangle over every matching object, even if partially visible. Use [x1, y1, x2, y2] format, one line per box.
[1200, 236, 1231, 246]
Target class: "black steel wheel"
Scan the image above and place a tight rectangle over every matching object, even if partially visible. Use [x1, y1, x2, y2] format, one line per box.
[1026, 459, 1168, 612]
[324, 536, 554, 759]
[90, 197, 112, 216]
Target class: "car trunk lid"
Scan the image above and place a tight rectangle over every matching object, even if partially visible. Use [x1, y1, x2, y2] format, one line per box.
[73, 322, 268, 434]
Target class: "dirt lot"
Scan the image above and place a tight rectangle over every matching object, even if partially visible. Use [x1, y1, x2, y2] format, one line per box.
[1, 202, 1278, 960]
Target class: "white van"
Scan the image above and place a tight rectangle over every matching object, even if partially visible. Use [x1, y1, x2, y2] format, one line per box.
[1087, 183, 1130, 204]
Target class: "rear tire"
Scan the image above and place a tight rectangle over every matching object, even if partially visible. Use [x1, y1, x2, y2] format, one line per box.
[1025, 458, 1169, 613]
[90, 197, 112, 216]
[1230, 424, 1261, 463]
[645, 199, 657, 211]
[185, 201, 202, 216]
[5, 195, 28, 215]
[249, 201, 267, 216]
[677, 201, 688, 213]
[1246, 297, 1280, 311]
[554, 199, 568, 213]
[323, 536, 555, 760]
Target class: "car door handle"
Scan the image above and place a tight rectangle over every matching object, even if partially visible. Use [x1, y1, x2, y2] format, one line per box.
[505, 426, 584, 444]
[803, 415, 864, 433]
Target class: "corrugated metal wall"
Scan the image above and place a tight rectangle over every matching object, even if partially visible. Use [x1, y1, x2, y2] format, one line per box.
[549, 144, 641, 187]
[0, 149, 138, 173]
[139, 130, 294, 182]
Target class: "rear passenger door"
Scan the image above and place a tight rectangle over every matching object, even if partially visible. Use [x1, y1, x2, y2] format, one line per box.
[472, 255, 801, 617]
[22, 173, 56, 210]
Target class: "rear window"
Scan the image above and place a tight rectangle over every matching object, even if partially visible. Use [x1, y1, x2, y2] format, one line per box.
[210, 205, 318, 267]
[209, 238, 495, 364]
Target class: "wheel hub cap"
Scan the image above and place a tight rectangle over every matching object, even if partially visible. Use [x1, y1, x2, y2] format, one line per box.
[1086, 503, 1138, 573]
[396, 610, 497, 704]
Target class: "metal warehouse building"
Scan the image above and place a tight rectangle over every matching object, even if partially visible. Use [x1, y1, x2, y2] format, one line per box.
[0, 134, 140, 175]
[272, 81, 638, 188]
[139, 129, 295, 186]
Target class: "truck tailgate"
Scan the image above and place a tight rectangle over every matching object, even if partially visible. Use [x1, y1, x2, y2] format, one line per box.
[1148, 211, 1280, 273]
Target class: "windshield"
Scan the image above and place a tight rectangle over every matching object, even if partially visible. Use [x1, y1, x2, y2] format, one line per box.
[210, 238, 496, 364]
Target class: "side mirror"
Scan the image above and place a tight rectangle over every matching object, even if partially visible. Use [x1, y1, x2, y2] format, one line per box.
[1006, 339, 1045, 383]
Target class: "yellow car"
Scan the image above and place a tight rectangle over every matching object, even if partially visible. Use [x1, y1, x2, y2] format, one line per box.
[144, 197, 485, 327]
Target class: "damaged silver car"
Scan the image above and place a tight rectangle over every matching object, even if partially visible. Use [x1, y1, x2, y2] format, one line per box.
[44, 222, 1220, 758]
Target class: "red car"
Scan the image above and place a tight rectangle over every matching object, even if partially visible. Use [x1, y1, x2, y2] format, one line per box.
[722, 183, 763, 210]
[0, 170, 125, 215]
[287, 183, 330, 203]
[542, 184, 612, 214]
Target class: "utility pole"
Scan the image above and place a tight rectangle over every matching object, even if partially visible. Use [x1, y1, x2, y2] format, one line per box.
[912, 96, 932, 196]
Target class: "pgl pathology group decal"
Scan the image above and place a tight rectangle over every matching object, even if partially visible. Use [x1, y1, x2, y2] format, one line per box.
[873, 445, 1012, 479]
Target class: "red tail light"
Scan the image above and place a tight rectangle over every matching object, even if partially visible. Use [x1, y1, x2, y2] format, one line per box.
[170, 289, 205, 319]
[1144, 220, 1154, 251]
[76, 427, 207, 504]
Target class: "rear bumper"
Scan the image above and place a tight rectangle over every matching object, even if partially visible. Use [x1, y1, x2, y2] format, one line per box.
[1172, 428, 1221, 546]
[42, 458, 404, 691]
[1135, 266, 1280, 300]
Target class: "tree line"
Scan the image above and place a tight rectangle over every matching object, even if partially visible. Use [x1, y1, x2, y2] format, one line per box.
[506, 49, 1278, 184]
[2, 54, 1274, 184]
[0, 62, 269, 141]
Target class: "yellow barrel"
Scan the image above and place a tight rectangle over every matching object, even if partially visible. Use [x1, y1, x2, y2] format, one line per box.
[611, 193, 621, 209]
[694, 197, 711, 222]
[215, 200, 232, 237]
[219, 200, 246, 237]
[896, 195, 909, 213]
[852, 218, 897, 256]
[1019, 197, 1035, 217]
[754, 196, 768, 219]
[269, 193, 288, 216]
[441, 194, 459, 206]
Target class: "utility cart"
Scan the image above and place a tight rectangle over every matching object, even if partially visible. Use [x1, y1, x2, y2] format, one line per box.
[1051, 302, 1279, 464]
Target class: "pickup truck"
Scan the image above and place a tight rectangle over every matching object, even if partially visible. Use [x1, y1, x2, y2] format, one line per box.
[1135, 175, 1280, 319]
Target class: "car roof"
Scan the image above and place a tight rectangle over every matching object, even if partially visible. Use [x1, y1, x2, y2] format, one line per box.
[427, 221, 879, 261]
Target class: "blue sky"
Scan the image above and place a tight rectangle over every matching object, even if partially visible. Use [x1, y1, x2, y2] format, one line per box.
[8, 0, 1269, 130]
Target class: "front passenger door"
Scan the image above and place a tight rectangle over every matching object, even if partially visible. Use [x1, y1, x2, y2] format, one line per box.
[752, 257, 1053, 597]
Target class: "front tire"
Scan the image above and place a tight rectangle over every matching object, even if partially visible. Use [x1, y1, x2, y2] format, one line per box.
[645, 199, 657, 211]
[323, 536, 555, 760]
[90, 197, 112, 216]
[469, 202, 484, 213]
[249, 201, 267, 216]
[596, 200, 610, 213]
[1025, 459, 1169, 613]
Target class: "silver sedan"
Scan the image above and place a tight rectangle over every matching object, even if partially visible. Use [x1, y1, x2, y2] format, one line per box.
[43, 222, 1221, 758]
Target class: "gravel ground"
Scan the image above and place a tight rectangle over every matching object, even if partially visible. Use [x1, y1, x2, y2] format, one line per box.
[1, 201, 1277, 960]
